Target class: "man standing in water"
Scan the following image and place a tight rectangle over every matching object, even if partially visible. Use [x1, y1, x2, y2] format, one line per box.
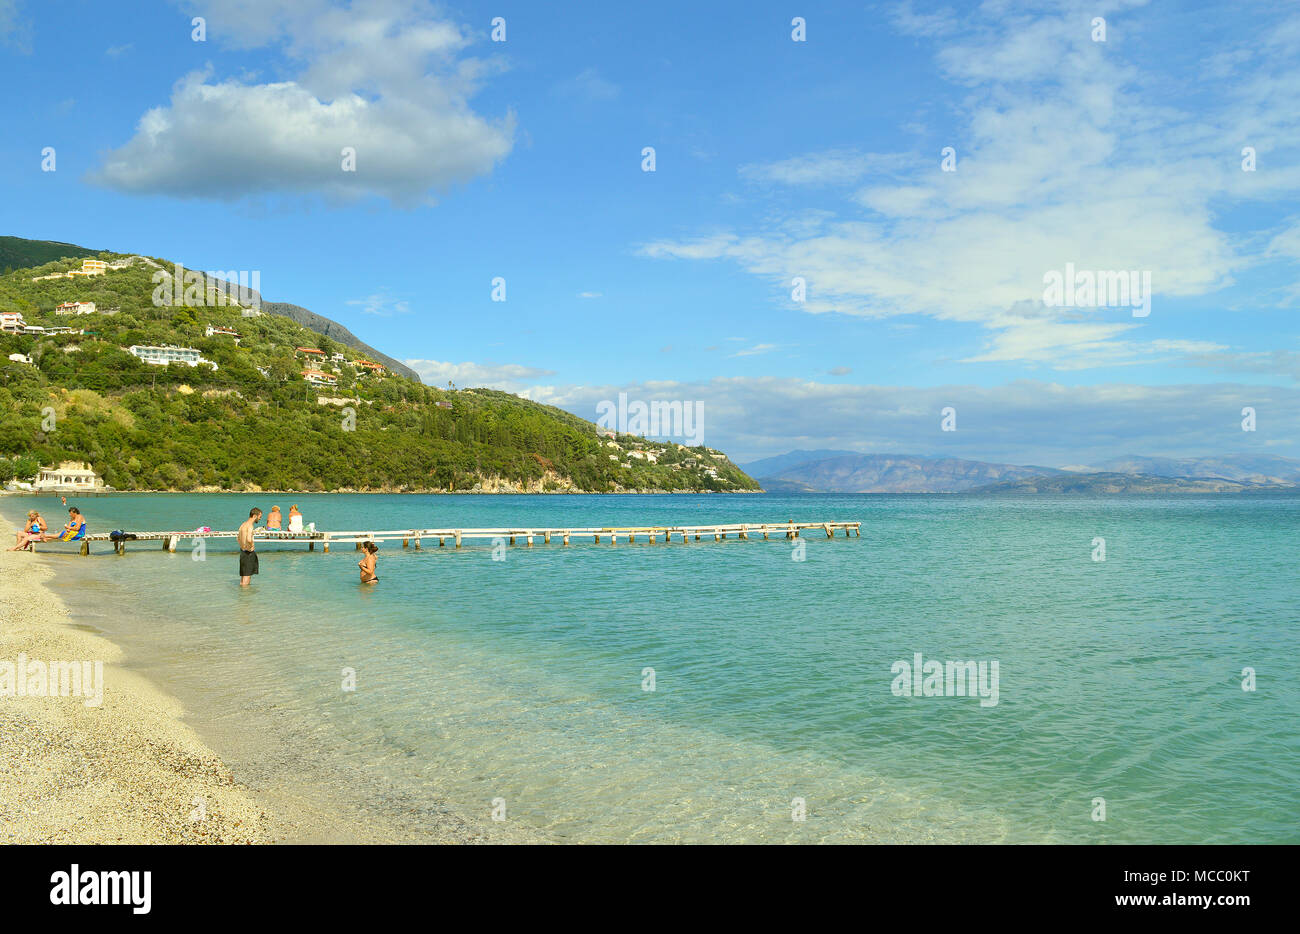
[238, 508, 262, 587]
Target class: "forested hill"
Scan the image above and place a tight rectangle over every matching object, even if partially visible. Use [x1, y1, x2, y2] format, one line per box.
[0, 236, 100, 272]
[0, 245, 759, 493]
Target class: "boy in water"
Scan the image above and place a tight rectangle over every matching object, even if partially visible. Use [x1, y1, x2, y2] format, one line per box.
[238, 508, 262, 587]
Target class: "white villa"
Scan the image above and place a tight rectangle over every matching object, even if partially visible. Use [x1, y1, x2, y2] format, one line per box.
[55, 301, 96, 315]
[128, 345, 218, 369]
[7, 353, 32, 365]
[35, 461, 104, 492]
[0, 311, 25, 333]
[302, 368, 338, 387]
[204, 324, 241, 342]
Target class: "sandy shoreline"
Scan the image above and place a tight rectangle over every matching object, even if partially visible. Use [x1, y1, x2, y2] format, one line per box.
[0, 511, 547, 845]
[0, 514, 274, 843]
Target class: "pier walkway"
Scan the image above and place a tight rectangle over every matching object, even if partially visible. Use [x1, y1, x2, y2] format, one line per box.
[33, 521, 861, 555]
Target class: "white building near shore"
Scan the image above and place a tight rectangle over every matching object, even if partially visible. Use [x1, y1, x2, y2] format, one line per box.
[35, 461, 104, 491]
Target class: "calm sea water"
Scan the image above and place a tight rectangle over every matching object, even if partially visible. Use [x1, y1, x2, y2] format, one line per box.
[7, 492, 1298, 843]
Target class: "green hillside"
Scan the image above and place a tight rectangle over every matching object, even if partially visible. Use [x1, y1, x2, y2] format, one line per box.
[0, 236, 99, 274]
[0, 249, 759, 493]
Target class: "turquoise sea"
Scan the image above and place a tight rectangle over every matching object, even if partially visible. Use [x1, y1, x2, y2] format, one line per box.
[6, 492, 1298, 843]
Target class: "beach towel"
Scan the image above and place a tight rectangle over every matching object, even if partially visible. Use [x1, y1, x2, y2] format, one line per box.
[58, 524, 86, 542]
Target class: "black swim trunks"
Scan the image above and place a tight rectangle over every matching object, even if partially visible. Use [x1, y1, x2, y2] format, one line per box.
[239, 549, 259, 576]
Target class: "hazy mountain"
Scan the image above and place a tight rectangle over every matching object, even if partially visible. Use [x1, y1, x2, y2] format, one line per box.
[1092, 454, 1300, 484]
[972, 473, 1296, 494]
[755, 453, 1066, 493]
[741, 449, 861, 477]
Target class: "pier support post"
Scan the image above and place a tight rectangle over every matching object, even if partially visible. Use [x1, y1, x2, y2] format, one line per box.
[648, 532, 656, 544]
[403, 537, 409, 549]
[80, 541, 89, 556]
[356, 541, 363, 551]
[544, 532, 551, 544]
[740, 527, 748, 540]
[439, 536, 445, 547]
[414, 537, 420, 550]
[594, 533, 600, 544]
[324, 534, 331, 553]
[563, 531, 571, 545]
[763, 530, 769, 540]
[824, 524, 833, 538]
[454, 531, 462, 549]
[629, 532, 635, 543]
[526, 534, 533, 547]
[611, 533, 618, 544]
[309, 541, 315, 551]
[694, 532, 700, 541]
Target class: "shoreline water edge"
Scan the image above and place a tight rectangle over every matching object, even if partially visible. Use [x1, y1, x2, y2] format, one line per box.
[0, 512, 541, 845]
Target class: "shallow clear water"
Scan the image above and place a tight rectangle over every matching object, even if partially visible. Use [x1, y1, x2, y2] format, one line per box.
[7, 492, 1298, 843]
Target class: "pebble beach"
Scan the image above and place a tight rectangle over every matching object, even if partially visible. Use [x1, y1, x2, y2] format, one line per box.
[0, 514, 272, 844]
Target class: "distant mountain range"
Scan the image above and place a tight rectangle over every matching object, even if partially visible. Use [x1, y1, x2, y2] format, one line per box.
[742, 451, 1300, 494]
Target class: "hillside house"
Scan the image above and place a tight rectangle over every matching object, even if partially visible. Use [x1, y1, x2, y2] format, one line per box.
[0, 312, 25, 333]
[205, 325, 241, 342]
[55, 301, 96, 315]
[128, 344, 217, 369]
[302, 368, 338, 387]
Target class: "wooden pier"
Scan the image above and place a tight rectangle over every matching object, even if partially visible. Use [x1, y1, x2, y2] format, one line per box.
[33, 521, 861, 555]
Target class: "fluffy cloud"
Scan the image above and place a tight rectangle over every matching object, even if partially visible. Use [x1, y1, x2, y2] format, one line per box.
[89, 0, 513, 203]
[644, 0, 1300, 370]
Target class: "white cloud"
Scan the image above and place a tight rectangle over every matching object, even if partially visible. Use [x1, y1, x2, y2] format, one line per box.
[0, 0, 30, 50]
[644, 1, 1300, 370]
[346, 292, 410, 316]
[90, 0, 514, 204]
[552, 67, 619, 102]
[728, 343, 778, 358]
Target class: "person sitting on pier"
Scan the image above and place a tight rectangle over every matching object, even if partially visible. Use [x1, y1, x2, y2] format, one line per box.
[8, 510, 47, 551]
[287, 504, 304, 533]
[265, 505, 283, 531]
[358, 541, 379, 584]
[47, 507, 86, 543]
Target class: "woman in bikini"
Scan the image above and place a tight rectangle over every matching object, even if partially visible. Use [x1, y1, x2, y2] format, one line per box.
[358, 541, 379, 584]
[265, 505, 283, 531]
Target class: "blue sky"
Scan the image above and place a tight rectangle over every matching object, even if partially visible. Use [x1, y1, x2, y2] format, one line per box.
[3, 0, 1299, 464]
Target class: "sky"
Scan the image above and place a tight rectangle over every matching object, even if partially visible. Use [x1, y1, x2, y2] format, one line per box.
[2, 0, 1299, 465]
